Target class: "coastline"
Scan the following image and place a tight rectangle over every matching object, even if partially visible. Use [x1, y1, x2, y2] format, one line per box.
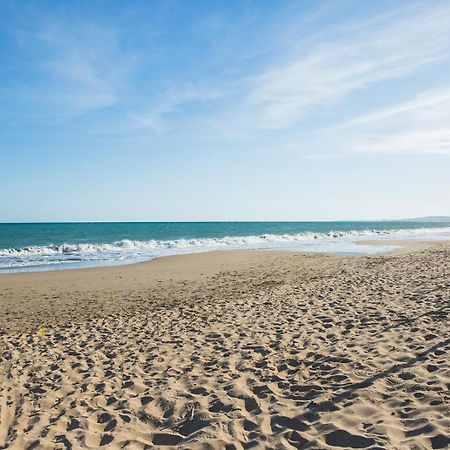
[0, 234, 447, 278]
[1, 241, 449, 448]
[2, 222, 449, 274]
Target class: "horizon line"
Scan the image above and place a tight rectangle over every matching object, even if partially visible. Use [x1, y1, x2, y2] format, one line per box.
[1, 217, 449, 225]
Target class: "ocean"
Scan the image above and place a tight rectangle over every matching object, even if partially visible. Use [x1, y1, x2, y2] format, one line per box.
[1, 221, 449, 273]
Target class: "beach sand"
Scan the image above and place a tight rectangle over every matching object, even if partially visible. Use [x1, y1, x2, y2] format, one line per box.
[0, 242, 449, 449]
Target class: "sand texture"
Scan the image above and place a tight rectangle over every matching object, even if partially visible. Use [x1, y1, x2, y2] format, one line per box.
[0, 244, 449, 449]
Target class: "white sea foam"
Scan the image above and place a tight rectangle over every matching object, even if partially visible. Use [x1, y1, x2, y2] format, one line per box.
[1, 226, 449, 258]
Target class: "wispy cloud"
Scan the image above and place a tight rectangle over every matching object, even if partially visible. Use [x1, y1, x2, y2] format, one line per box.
[34, 22, 134, 115]
[4, 7, 139, 119]
[128, 84, 223, 133]
[3, 0, 450, 160]
[220, 2, 450, 135]
[301, 85, 450, 158]
[3, 3, 224, 129]
[333, 87, 450, 130]
[352, 129, 450, 156]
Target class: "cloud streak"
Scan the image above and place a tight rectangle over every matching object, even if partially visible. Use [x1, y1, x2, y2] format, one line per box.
[3, 0, 450, 160]
[302, 85, 450, 158]
[221, 2, 450, 135]
[3, 6, 139, 119]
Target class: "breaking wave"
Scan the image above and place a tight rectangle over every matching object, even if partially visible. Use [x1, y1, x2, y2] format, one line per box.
[2, 226, 450, 257]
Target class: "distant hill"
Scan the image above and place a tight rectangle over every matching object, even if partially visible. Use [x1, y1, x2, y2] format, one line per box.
[399, 216, 450, 222]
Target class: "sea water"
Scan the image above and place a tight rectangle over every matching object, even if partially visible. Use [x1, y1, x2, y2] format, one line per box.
[1, 221, 449, 272]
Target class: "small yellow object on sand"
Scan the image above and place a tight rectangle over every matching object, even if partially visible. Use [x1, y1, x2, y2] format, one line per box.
[37, 327, 48, 337]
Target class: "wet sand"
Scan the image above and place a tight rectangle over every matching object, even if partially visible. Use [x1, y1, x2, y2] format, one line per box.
[0, 242, 449, 449]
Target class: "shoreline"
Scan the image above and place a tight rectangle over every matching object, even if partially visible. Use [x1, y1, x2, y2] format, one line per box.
[1, 236, 448, 277]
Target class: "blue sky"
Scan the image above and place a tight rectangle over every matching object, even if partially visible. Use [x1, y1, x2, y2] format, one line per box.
[1, 0, 450, 222]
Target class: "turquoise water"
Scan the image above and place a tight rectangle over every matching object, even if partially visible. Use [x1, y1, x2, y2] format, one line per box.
[0, 221, 449, 272]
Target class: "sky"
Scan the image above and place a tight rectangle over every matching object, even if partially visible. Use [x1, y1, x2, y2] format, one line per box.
[1, 0, 450, 222]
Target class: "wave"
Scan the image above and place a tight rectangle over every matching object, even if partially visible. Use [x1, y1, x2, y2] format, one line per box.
[2, 226, 450, 257]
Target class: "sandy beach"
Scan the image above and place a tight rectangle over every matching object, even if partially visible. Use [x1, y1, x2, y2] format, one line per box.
[0, 241, 449, 449]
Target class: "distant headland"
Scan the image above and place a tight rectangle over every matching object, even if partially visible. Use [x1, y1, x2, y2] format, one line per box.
[400, 216, 450, 222]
